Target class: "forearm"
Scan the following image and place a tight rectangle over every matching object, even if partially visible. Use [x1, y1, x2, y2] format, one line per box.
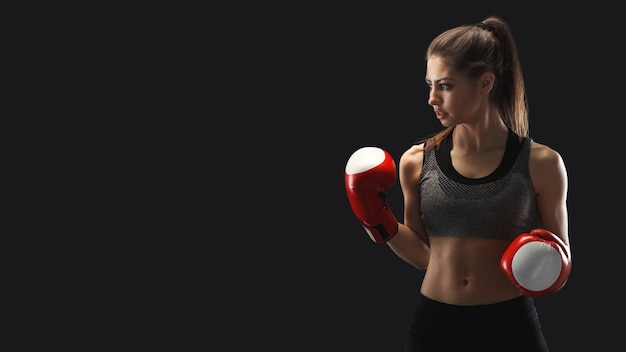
[386, 223, 430, 270]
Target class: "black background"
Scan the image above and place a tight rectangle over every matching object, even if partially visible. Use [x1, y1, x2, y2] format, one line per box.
[15, 3, 624, 351]
[130, 3, 622, 351]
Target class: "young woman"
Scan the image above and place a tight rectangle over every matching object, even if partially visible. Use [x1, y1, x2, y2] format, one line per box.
[344, 16, 571, 351]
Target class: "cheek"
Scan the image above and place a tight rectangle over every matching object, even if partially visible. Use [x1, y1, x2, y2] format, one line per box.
[458, 93, 480, 110]
[446, 94, 480, 118]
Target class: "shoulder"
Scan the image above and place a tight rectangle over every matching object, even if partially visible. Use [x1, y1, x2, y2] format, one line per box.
[400, 143, 426, 167]
[399, 143, 426, 181]
[528, 140, 568, 185]
[529, 140, 566, 170]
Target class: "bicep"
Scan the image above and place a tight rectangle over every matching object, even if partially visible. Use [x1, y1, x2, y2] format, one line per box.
[399, 146, 429, 245]
[386, 147, 430, 269]
[531, 145, 570, 246]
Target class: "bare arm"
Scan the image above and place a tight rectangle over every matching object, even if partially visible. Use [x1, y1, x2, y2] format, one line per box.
[386, 144, 430, 270]
[530, 142, 571, 256]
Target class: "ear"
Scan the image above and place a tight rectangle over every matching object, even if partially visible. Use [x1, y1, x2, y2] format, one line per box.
[479, 72, 495, 94]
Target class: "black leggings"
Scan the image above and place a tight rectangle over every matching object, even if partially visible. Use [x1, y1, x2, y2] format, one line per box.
[405, 292, 549, 352]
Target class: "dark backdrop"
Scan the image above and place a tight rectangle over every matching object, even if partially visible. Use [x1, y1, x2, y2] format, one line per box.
[157, 3, 621, 351]
[24, 3, 625, 351]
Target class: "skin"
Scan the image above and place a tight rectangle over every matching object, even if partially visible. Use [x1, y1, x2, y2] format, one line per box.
[385, 56, 570, 305]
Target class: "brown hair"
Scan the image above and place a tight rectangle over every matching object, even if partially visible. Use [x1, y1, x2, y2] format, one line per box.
[419, 16, 528, 151]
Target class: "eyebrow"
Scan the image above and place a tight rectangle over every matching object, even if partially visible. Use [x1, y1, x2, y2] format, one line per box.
[425, 77, 455, 83]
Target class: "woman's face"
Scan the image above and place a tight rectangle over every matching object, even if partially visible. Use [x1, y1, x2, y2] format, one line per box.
[425, 56, 484, 128]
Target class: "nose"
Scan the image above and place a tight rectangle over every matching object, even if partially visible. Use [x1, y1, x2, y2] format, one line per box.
[427, 88, 440, 106]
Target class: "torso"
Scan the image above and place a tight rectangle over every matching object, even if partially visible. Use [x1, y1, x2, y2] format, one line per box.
[420, 237, 523, 304]
[417, 129, 535, 304]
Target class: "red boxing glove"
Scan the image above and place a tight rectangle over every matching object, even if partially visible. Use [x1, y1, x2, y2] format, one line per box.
[501, 228, 572, 297]
[344, 147, 399, 243]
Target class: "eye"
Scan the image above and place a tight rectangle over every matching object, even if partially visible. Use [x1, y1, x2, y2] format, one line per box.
[425, 83, 452, 91]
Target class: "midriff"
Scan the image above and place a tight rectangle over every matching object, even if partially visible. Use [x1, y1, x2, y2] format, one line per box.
[420, 236, 523, 305]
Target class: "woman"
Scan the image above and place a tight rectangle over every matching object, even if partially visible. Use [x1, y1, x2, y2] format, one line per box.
[344, 16, 571, 351]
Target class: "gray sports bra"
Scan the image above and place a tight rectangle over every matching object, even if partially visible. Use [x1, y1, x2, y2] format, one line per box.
[419, 129, 539, 240]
